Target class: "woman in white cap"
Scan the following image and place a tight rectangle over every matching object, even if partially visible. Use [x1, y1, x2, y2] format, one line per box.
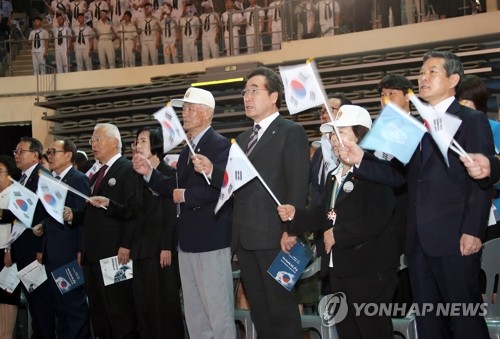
[278, 104, 400, 339]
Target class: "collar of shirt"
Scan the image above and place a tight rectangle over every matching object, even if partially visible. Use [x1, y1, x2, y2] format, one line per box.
[103, 153, 122, 174]
[191, 125, 211, 148]
[430, 96, 455, 115]
[23, 163, 39, 182]
[52, 165, 73, 179]
[331, 162, 352, 183]
[254, 112, 279, 138]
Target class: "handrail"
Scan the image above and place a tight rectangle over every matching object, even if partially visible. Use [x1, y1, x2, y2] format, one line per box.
[36, 64, 57, 102]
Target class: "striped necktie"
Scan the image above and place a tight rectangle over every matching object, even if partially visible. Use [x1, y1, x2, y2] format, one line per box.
[246, 124, 261, 155]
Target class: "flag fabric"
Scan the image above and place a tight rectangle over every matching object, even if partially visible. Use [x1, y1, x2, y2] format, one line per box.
[8, 180, 39, 227]
[86, 160, 101, 179]
[320, 134, 337, 174]
[279, 61, 326, 115]
[37, 174, 68, 224]
[409, 94, 462, 166]
[154, 105, 187, 153]
[360, 102, 427, 165]
[489, 119, 500, 153]
[215, 143, 259, 213]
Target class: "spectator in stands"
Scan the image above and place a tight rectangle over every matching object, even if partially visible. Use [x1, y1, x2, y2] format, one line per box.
[110, 0, 131, 28]
[72, 12, 95, 71]
[338, 50, 493, 339]
[316, 0, 340, 36]
[53, 13, 72, 73]
[200, 1, 220, 60]
[74, 150, 93, 173]
[165, 0, 186, 21]
[278, 105, 399, 339]
[28, 17, 49, 75]
[42, 139, 92, 339]
[70, 0, 87, 27]
[380, 0, 402, 27]
[95, 9, 116, 69]
[117, 10, 137, 67]
[89, 0, 110, 28]
[268, 0, 282, 50]
[243, 0, 264, 53]
[138, 2, 160, 66]
[132, 88, 236, 339]
[160, 4, 179, 64]
[295, 0, 315, 39]
[130, 127, 185, 338]
[50, 0, 70, 17]
[0, 155, 21, 339]
[179, 8, 200, 62]
[221, 0, 243, 56]
[353, 0, 372, 31]
[0, 0, 12, 42]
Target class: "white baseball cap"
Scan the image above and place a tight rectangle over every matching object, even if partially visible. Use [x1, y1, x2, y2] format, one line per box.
[171, 87, 215, 109]
[320, 104, 372, 133]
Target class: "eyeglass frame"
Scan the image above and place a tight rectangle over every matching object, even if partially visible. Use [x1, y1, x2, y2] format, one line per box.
[88, 136, 110, 145]
[241, 88, 269, 97]
[13, 149, 35, 156]
[46, 148, 66, 156]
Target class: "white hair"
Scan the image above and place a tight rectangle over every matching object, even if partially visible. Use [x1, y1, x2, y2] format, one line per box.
[94, 123, 122, 151]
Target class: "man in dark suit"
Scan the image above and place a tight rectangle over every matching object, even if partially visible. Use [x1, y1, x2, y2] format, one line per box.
[71, 123, 139, 339]
[192, 67, 310, 339]
[132, 88, 235, 339]
[43, 139, 91, 339]
[338, 51, 493, 339]
[13, 136, 54, 338]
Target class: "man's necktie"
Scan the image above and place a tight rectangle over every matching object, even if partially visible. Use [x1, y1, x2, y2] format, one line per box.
[74, 2, 79, 18]
[58, 29, 63, 45]
[172, 0, 178, 9]
[204, 15, 210, 31]
[116, 0, 121, 16]
[57, 1, 66, 12]
[92, 164, 108, 193]
[78, 28, 85, 44]
[246, 124, 261, 155]
[153, 0, 159, 10]
[326, 3, 332, 19]
[95, 2, 101, 19]
[34, 31, 41, 49]
[19, 173, 27, 185]
[249, 10, 253, 26]
[185, 19, 191, 36]
[55, 175, 61, 180]
[166, 21, 171, 37]
[274, 6, 280, 21]
[145, 20, 151, 35]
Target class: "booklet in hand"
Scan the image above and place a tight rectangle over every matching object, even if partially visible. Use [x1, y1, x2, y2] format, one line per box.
[99, 256, 133, 286]
[267, 240, 313, 291]
[51, 260, 84, 295]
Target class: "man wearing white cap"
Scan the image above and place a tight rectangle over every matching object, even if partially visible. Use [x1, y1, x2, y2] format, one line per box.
[132, 87, 236, 339]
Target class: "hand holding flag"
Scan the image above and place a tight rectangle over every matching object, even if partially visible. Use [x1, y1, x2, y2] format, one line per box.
[37, 173, 68, 224]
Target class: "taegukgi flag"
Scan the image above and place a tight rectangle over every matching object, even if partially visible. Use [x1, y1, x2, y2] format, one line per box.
[279, 61, 326, 115]
[37, 173, 68, 224]
[8, 179, 39, 227]
[215, 142, 259, 213]
[408, 91, 462, 166]
[360, 102, 427, 165]
[154, 105, 187, 153]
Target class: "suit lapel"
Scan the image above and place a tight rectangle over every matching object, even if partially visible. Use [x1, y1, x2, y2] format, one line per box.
[335, 173, 358, 205]
[247, 116, 282, 160]
[94, 156, 123, 195]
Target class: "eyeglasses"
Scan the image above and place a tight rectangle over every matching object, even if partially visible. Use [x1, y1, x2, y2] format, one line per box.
[88, 136, 109, 145]
[13, 149, 34, 156]
[241, 88, 268, 97]
[46, 148, 65, 156]
[0, 169, 8, 174]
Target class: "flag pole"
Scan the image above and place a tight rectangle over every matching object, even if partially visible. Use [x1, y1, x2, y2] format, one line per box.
[185, 138, 211, 185]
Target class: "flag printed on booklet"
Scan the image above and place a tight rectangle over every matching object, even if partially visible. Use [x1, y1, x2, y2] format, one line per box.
[409, 93, 462, 166]
[267, 240, 313, 291]
[279, 61, 325, 115]
[8, 180, 39, 227]
[360, 102, 427, 165]
[99, 256, 133, 286]
[215, 142, 258, 213]
[37, 174, 68, 224]
[51, 260, 84, 295]
[154, 105, 187, 153]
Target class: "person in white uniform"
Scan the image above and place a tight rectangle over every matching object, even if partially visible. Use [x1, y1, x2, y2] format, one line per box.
[138, 2, 160, 65]
[243, 0, 264, 53]
[95, 9, 116, 69]
[179, 10, 200, 62]
[53, 13, 72, 73]
[199, 1, 219, 60]
[117, 10, 138, 67]
[267, 0, 282, 50]
[221, 0, 243, 56]
[72, 13, 95, 71]
[28, 16, 49, 75]
[160, 4, 179, 64]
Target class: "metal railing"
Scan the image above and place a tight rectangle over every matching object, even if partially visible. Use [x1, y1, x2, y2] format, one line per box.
[36, 63, 56, 102]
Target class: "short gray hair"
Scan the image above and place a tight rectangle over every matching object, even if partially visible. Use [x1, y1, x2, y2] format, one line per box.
[94, 123, 122, 151]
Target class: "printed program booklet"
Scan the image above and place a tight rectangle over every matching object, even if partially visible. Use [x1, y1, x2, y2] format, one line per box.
[18, 260, 47, 293]
[267, 240, 313, 291]
[0, 263, 20, 293]
[51, 260, 84, 295]
[99, 256, 133, 286]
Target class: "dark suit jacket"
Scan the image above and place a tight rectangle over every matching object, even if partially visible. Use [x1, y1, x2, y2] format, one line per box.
[148, 127, 232, 253]
[12, 164, 49, 269]
[291, 169, 399, 278]
[356, 99, 494, 257]
[131, 161, 177, 260]
[309, 147, 325, 207]
[42, 167, 90, 266]
[75, 156, 138, 263]
[213, 115, 310, 250]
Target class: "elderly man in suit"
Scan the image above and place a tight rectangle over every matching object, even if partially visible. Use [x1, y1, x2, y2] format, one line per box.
[70, 123, 139, 339]
[337, 50, 493, 339]
[192, 66, 310, 339]
[132, 87, 235, 339]
[41, 139, 91, 339]
[13, 137, 53, 337]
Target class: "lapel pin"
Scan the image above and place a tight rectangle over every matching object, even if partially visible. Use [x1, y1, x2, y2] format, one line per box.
[108, 178, 116, 186]
[343, 181, 354, 193]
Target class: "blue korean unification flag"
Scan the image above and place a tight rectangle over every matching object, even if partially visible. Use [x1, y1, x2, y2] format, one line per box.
[360, 102, 427, 165]
[489, 120, 500, 153]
